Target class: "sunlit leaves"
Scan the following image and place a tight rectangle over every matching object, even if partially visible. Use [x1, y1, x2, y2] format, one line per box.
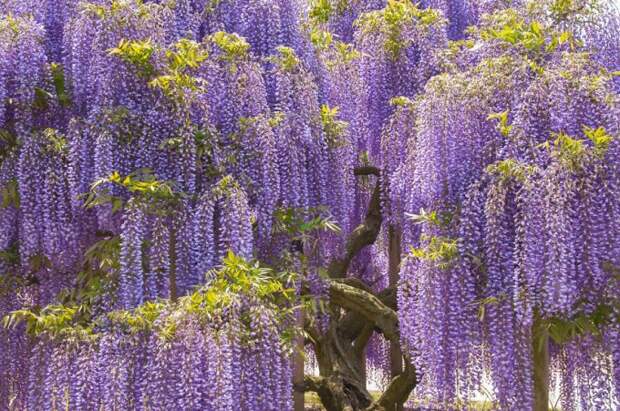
[149, 38, 208, 101]
[320, 104, 348, 148]
[487, 110, 513, 137]
[269, 46, 301, 72]
[209, 31, 250, 61]
[478, 9, 575, 56]
[486, 159, 536, 183]
[84, 169, 179, 214]
[273, 206, 340, 240]
[108, 38, 156, 78]
[355, 0, 442, 59]
[3, 304, 93, 340]
[409, 235, 459, 270]
[406, 208, 452, 228]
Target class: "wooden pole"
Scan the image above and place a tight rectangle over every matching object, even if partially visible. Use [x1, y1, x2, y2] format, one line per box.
[293, 309, 305, 411]
[533, 316, 549, 411]
[388, 225, 404, 411]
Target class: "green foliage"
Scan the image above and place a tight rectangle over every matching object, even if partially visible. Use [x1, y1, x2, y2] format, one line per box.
[208, 31, 250, 64]
[409, 235, 459, 269]
[109, 38, 156, 78]
[389, 96, 414, 107]
[3, 251, 295, 343]
[3, 304, 94, 340]
[273, 206, 340, 243]
[536, 128, 614, 171]
[107, 301, 166, 333]
[583, 125, 613, 155]
[57, 234, 121, 313]
[486, 159, 536, 183]
[34, 64, 72, 110]
[487, 110, 513, 138]
[51, 63, 71, 107]
[355, 0, 441, 59]
[84, 169, 179, 214]
[41, 128, 68, 154]
[540, 304, 615, 347]
[270, 46, 301, 72]
[33, 87, 51, 111]
[320, 104, 349, 148]
[268, 111, 286, 128]
[309, 0, 334, 24]
[310, 28, 333, 51]
[476, 295, 503, 321]
[149, 38, 208, 100]
[0, 129, 19, 162]
[406, 208, 452, 228]
[0, 242, 19, 267]
[0, 178, 19, 209]
[0, 14, 21, 37]
[308, 0, 350, 25]
[82, 0, 152, 20]
[479, 10, 575, 57]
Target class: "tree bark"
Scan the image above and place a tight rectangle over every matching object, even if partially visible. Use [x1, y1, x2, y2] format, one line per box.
[533, 318, 549, 411]
[388, 225, 403, 411]
[294, 310, 305, 411]
[295, 167, 418, 411]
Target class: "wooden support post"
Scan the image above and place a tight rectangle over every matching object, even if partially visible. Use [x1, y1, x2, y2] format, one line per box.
[388, 225, 404, 411]
[294, 310, 305, 411]
[533, 316, 549, 411]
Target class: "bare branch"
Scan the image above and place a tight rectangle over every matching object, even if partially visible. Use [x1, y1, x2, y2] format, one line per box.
[328, 172, 382, 279]
[354, 166, 380, 176]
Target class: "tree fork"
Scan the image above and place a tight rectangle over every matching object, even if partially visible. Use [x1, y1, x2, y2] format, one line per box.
[297, 168, 417, 411]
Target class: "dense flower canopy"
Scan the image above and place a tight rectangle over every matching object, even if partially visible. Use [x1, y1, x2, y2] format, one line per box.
[0, 0, 618, 410]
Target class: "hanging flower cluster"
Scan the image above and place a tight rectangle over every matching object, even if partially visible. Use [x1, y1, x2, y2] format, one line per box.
[0, 0, 618, 409]
[397, 2, 620, 408]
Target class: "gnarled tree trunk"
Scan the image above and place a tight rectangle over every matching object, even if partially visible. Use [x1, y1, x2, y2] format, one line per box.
[295, 167, 417, 411]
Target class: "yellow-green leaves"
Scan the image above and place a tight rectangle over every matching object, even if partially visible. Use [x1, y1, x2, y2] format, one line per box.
[309, 0, 333, 24]
[150, 38, 208, 100]
[409, 235, 459, 270]
[320, 104, 349, 148]
[310, 28, 333, 51]
[209, 31, 250, 61]
[109, 38, 156, 78]
[537, 128, 614, 171]
[355, 0, 441, 60]
[84, 169, 178, 214]
[583, 126, 613, 154]
[3, 304, 93, 340]
[487, 110, 513, 138]
[270, 46, 300, 72]
[389, 96, 414, 107]
[0, 179, 19, 209]
[486, 159, 536, 183]
[479, 9, 575, 59]
[406, 208, 452, 228]
[108, 301, 165, 333]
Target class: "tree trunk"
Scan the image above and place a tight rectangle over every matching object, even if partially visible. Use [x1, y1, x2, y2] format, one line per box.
[388, 226, 403, 411]
[533, 318, 549, 411]
[294, 310, 305, 411]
